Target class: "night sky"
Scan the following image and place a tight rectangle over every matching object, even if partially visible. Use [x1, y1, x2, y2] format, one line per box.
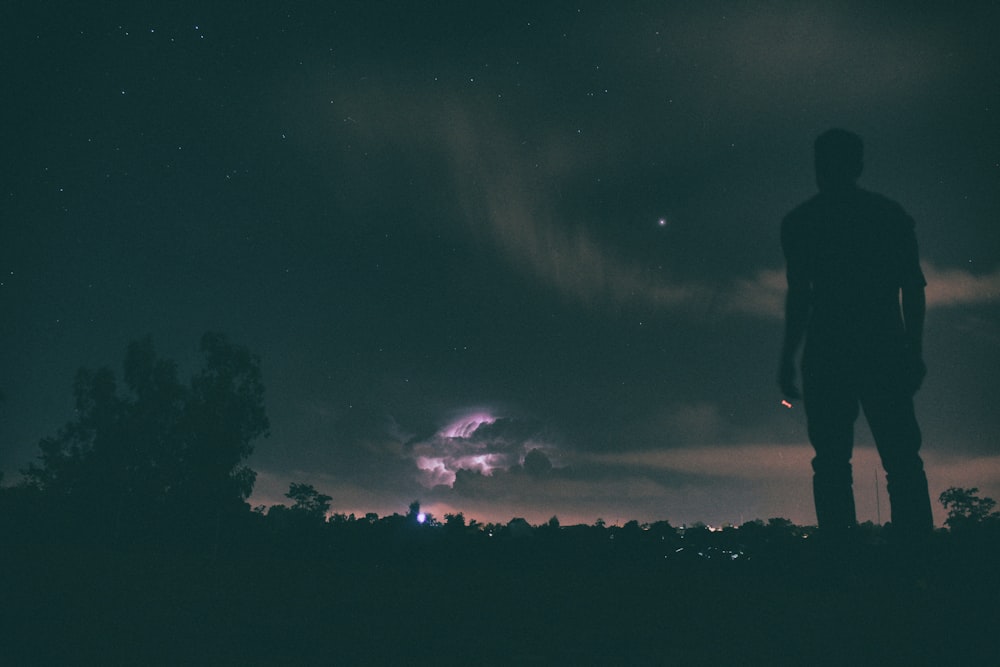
[3, 2, 999, 527]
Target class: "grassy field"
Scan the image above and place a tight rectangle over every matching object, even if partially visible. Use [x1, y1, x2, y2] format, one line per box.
[3, 530, 998, 666]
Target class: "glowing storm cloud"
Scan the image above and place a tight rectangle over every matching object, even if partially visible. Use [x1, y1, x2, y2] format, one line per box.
[415, 457, 454, 487]
[413, 410, 510, 487]
[440, 411, 496, 438]
[456, 453, 505, 474]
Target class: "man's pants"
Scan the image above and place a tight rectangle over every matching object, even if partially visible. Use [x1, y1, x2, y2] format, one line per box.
[803, 356, 934, 538]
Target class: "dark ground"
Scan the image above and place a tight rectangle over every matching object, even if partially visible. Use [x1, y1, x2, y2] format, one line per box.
[2, 528, 998, 666]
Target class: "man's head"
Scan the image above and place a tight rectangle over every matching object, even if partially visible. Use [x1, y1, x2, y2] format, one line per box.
[814, 128, 863, 192]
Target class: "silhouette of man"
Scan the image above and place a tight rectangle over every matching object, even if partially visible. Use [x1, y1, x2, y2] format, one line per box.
[779, 129, 934, 542]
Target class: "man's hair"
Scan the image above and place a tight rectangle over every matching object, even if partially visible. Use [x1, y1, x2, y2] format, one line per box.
[814, 129, 864, 185]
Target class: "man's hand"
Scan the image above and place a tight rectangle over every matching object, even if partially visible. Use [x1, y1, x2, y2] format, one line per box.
[778, 356, 802, 400]
[779, 281, 809, 402]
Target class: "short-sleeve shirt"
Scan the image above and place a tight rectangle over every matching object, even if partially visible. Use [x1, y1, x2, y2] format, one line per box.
[781, 187, 925, 352]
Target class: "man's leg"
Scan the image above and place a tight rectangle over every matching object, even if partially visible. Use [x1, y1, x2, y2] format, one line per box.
[804, 377, 860, 536]
[862, 391, 933, 539]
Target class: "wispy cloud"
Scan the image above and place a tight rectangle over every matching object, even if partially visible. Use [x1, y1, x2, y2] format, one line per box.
[315, 50, 995, 320]
[724, 262, 1000, 320]
[724, 269, 787, 318]
[923, 263, 1000, 308]
[431, 98, 712, 312]
[584, 444, 813, 481]
[638, 4, 960, 110]
[308, 83, 714, 312]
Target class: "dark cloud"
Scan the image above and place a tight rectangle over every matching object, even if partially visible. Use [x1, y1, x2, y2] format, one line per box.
[523, 448, 553, 477]
[466, 417, 547, 445]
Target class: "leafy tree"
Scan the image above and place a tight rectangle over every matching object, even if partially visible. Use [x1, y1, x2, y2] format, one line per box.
[22, 333, 269, 535]
[444, 512, 466, 533]
[181, 332, 269, 507]
[648, 520, 678, 542]
[614, 519, 642, 545]
[285, 482, 332, 519]
[939, 487, 999, 531]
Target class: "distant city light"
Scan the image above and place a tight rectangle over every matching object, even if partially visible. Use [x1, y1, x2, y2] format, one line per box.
[417, 512, 427, 524]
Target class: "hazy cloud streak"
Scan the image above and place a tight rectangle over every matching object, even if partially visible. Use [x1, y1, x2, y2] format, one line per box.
[725, 262, 1000, 320]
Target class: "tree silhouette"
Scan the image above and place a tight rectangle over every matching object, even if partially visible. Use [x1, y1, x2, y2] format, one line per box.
[285, 482, 332, 519]
[444, 512, 466, 533]
[939, 487, 999, 531]
[408, 500, 426, 524]
[22, 332, 269, 538]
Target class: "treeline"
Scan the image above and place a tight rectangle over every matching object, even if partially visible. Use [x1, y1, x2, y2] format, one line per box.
[243, 485, 1000, 563]
[8, 474, 1000, 567]
[3, 334, 999, 561]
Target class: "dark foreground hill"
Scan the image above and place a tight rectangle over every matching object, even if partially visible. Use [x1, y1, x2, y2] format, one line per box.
[2, 526, 998, 666]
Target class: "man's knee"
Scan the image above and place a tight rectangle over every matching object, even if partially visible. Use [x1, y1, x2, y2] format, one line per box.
[881, 451, 926, 480]
[812, 455, 853, 485]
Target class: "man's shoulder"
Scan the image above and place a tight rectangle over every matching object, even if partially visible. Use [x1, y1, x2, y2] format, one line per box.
[856, 188, 915, 230]
[783, 188, 913, 227]
[782, 194, 823, 226]
[857, 187, 908, 212]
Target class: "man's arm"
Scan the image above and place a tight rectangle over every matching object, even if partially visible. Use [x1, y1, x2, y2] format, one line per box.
[901, 284, 925, 350]
[901, 283, 927, 393]
[899, 206, 926, 393]
[778, 213, 811, 400]
[779, 283, 811, 399]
